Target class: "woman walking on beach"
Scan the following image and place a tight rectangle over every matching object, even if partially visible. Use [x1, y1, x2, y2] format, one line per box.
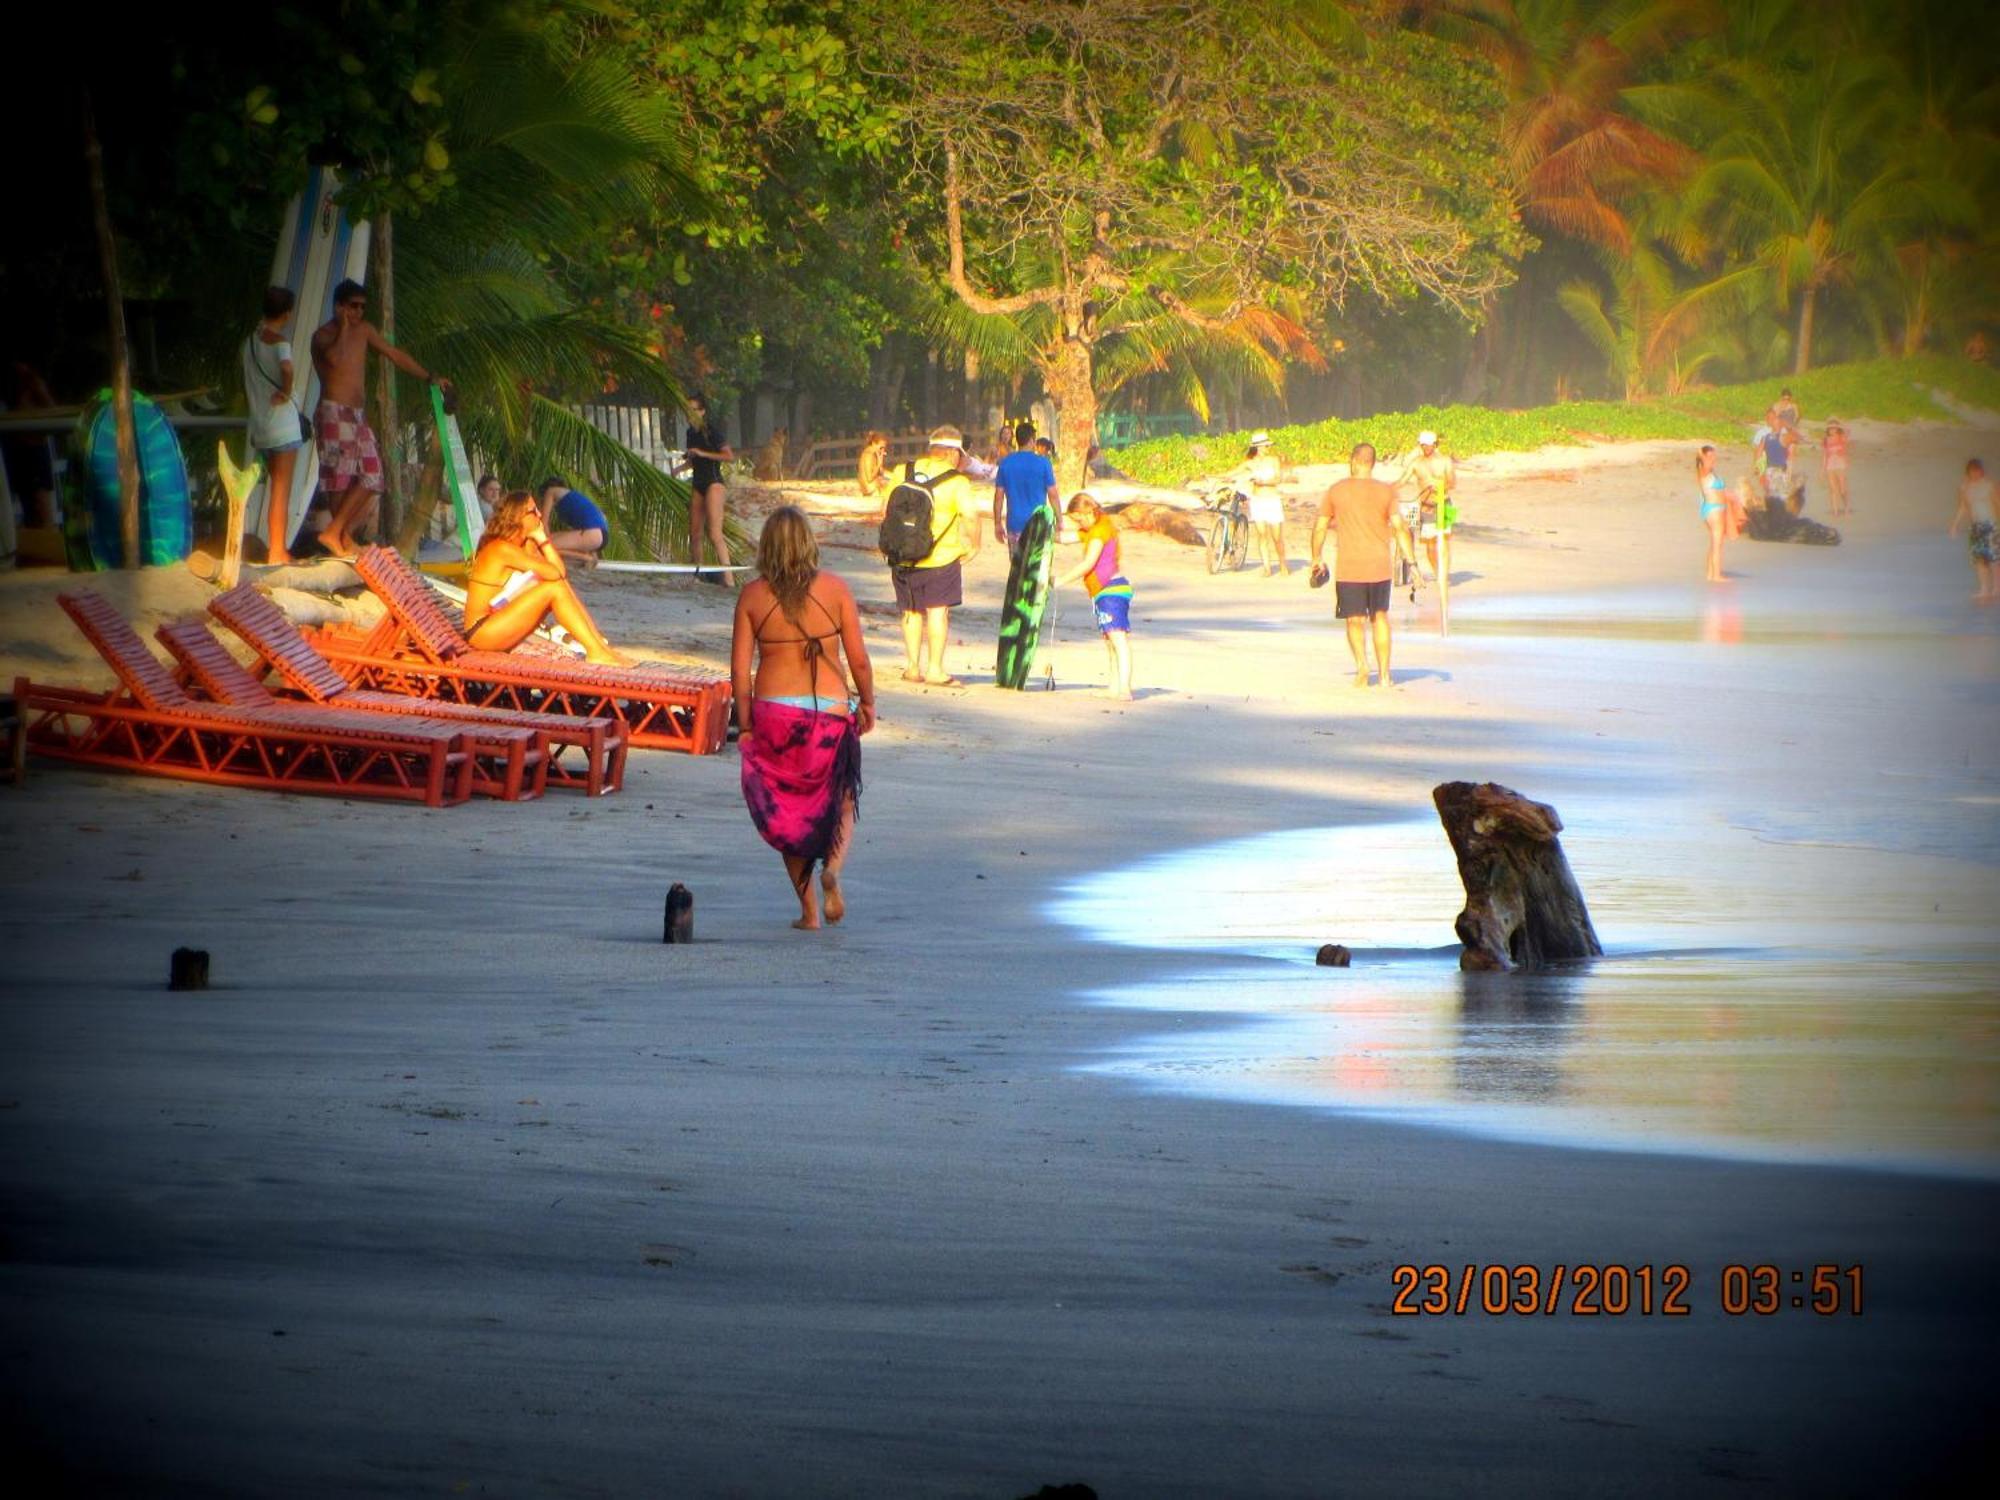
[1232, 432, 1288, 577]
[464, 491, 625, 663]
[1696, 445, 1742, 584]
[685, 394, 734, 583]
[1949, 458, 1996, 602]
[1053, 492, 1136, 700]
[732, 506, 875, 929]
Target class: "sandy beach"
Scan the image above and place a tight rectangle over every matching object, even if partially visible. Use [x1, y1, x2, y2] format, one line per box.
[2, 414, 1997, 1495]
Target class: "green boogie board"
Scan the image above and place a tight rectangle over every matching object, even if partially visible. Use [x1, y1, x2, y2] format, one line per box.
[995, 505, 1056, 689]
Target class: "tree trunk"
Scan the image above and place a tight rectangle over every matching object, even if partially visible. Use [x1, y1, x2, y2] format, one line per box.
[1433, 781, 1602, 972]
[1794, 284, 1817, 375]
[1041, 338, 1096, 496]
[392, 421, 444, 557]
[81, 91, 141, 570]
[372, 213, 401, 544]
[1458, 291, 1501, 404]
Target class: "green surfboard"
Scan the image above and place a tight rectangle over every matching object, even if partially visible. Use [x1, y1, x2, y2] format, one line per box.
[995, 505, 1056, 689]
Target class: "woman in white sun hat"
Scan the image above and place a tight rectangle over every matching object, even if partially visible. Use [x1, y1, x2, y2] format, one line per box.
[1232, 430, 1290, 577]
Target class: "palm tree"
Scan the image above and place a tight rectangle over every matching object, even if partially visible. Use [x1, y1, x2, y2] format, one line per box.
[372, 16, 717, 557]
[1680, 49, 1969, 372]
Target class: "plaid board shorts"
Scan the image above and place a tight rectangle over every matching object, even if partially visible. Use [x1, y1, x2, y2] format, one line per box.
[316, 401, 385, 494]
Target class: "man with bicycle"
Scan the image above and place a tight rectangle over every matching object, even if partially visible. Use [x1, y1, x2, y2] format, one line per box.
[1310, 442, 1416, 689]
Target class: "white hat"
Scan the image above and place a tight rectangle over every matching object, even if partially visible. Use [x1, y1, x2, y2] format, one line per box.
[1418, 430, 1438, 446]
[1250, 431, 1272, 447]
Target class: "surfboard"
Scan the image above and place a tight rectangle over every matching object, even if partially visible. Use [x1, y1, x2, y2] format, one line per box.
[82, 390, 193, 568]
[431, 381, 482, 563]
[995, 505, 1056, 689]
[247, 168, 372, 548]
[215, 441, 264, 588]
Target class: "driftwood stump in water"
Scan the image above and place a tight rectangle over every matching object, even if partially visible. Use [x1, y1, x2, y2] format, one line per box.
[1433, 782, 1601, 972]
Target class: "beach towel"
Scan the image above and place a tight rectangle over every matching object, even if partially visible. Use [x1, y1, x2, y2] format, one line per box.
[740, 700, 862, 864]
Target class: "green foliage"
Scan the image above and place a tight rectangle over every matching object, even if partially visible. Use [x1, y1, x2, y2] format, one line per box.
[1107, 357, 2000, 487]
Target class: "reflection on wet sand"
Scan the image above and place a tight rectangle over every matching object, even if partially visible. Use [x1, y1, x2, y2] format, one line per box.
[1054, 822, 2000, 1177]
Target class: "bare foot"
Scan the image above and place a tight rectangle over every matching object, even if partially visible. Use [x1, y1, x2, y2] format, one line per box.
[821, 872, 845, 924]
[315, 529, 356, 559]
[1352, 670, 1370, 688]
[791, 914, 821, 930]
[585, 646, 630, 666]
[267, 548, 293, 567]
[901, 668, 924, 683]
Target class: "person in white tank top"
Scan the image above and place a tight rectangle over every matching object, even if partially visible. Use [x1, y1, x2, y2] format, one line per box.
[1950, 457, 1996, 602]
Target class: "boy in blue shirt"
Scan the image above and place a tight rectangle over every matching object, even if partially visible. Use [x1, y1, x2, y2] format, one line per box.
[540, 476, 610, 565]
[991, 421, 1058, 557]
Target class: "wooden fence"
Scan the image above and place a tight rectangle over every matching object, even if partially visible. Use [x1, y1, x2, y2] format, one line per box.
[792, 430, 933, 481]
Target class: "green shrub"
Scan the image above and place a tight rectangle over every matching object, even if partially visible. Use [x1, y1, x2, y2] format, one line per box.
[1105, 357, 1999, 487]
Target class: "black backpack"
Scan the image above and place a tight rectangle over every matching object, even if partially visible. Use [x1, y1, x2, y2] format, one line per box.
[877, 462, 953, 566]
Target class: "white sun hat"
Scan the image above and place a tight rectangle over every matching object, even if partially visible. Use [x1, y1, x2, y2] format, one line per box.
[1250, 430, 1272, 446]
[1417, 430, 1438, 446]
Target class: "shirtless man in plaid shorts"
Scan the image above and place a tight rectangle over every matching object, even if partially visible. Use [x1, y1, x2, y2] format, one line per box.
[309, 279, 448, 557]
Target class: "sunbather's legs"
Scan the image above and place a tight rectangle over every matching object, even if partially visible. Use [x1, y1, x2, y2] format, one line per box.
[466, 580, 626, 664]
[821, 793, 855, 924]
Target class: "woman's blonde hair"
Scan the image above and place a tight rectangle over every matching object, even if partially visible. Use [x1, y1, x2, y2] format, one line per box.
[757, 505, 820, 624]
[1065, 490, 1102, 520]
[481, 490, 539, 548]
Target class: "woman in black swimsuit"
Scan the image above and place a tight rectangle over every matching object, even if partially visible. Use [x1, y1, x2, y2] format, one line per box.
[731, 506, 875, 929]
[685, 393, 735, 583]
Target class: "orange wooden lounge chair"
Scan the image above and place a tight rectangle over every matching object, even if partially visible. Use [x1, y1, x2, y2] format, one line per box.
[16, 591, 478, 807]
[157, 619, 551, 803]
[302, 545, 729, 754]
[201, 585, 627, 797]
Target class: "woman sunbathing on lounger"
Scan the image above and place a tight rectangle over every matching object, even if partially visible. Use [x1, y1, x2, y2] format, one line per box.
[731, 505, 875, 930]
[465, 491, 625, 664]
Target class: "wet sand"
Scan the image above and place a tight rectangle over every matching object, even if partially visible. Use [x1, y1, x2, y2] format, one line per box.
[2, 414, 1997, 1494]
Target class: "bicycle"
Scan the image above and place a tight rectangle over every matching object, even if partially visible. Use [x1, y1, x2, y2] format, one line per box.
[1200, 483, 1252, 574]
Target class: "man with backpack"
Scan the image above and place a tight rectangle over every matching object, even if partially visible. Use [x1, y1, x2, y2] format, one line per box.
[878, 424, 980, 686]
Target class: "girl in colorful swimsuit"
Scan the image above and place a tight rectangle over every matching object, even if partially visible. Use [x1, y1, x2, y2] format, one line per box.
[1054, 492, 1135, 700]
[1821, 420, 1851, 517]
[1949, 458, 1996, 603]
[1695, 444, 1749, 584]
[731, 506, 875, 929]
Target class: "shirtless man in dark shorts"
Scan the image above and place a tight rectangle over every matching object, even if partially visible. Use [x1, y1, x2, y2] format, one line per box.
[1309, 442, 1415, 688]
[309, 279, 447, 557]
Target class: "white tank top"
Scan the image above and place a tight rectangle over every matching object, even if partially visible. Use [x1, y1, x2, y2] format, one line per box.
[1967, 478, 1996, 526]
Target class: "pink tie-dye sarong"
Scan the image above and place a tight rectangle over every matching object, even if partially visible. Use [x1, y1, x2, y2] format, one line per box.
[740, 700, 862, 864]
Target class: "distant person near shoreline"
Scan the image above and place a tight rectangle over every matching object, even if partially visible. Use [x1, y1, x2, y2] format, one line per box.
[732, 506, 874, 930]
[1393, 430, 1456, 580]
[1695, 444, 1752, 585]
[1949, 458, 1996, 602]
[1822, 420, 1851, 517]
[1309, 442, 1413, 688]
[1053, 491, 1135, 700]
[1230, 431, 1288, 578]
[309, 278, 448, 558]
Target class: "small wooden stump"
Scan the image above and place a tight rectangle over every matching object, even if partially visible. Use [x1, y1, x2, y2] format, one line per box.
[168, 948, 210, 991]
[1315, 944, 1352, 967]
[1433, 782, 1601, 972]
[662, 883, 694, 944]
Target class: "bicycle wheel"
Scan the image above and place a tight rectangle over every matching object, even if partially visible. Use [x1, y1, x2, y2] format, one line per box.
[1227, 511, 1250, 571]
[1206, 512, 1232, 574]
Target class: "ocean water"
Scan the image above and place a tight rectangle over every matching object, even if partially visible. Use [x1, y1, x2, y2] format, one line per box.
[1052, 494, 2000, 1174]
[1051, 820, 2000, 1176]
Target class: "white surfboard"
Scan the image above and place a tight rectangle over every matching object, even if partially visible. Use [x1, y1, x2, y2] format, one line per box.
[245, 168, 372, 548]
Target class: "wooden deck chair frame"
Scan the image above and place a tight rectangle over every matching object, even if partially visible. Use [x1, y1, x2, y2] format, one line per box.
[205, 584, 626, 797]
[157, 619, 550, 803]
[17, 592, 477, 807]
